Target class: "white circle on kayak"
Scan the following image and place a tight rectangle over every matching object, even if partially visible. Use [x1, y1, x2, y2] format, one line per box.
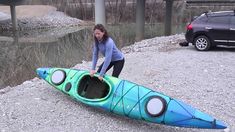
[146, 97, 166, 117]
[51, 70, 66, 85]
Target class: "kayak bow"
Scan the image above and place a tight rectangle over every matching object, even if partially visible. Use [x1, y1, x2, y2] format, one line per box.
[36, 67, 227, 129]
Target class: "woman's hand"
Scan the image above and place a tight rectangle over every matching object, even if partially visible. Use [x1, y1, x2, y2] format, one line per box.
[98, 76, 103, 81]
[90, 70, 96, 77]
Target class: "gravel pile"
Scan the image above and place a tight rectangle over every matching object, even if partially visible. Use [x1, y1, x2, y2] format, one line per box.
[0, 10, 82, 31]
[0, 34, 234, 132]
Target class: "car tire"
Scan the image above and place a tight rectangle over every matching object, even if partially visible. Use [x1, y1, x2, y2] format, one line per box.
[193, 35, 211, 51]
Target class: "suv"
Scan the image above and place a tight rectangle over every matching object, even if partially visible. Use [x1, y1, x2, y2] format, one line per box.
[185, 11, 235, 51]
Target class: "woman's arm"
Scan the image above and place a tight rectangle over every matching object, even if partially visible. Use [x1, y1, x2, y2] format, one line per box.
[91, 43, 99, 70]
[99, 41, 114, 77]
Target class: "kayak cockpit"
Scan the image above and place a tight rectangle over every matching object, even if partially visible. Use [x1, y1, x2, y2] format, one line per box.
[77, 75, 110, 99]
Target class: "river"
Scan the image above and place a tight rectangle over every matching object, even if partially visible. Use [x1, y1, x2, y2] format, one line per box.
[0, 23, 186, 89]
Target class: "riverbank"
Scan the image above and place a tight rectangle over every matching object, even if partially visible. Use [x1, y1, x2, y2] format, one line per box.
[0, 5, 90, 31]
[0, 34, 234, 132]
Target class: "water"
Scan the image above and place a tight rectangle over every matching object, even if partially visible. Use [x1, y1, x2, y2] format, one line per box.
[0, 23, 186, 89]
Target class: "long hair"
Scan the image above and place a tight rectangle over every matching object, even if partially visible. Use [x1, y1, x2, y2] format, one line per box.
[93, 24, 109, 44]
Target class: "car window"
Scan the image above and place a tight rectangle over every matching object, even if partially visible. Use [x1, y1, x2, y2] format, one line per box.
[230, 16, 235, 25]
[193, 16, 207, 23]
[208, 16, 230, 25]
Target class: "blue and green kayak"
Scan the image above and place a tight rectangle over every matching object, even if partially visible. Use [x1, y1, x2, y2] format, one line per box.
[36, 67, 227, 129]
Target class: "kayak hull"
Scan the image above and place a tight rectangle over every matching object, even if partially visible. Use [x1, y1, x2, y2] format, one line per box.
[36, 67, 227, 129]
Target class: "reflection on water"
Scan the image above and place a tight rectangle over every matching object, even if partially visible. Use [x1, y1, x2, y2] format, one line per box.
[0, 23, 186, 89]
[0, 26, 93, 89]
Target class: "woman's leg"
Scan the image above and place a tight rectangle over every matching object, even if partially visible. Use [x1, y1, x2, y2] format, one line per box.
[97, 62, 114, 73]
[112, 59, 125, 78]
[97, 58, 125, 78]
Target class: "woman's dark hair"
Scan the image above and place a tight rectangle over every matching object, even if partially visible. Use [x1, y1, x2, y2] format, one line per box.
[93, 24, 109, 44]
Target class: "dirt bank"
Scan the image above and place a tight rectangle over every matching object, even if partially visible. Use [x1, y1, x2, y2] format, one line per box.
[0, 5, 87, 30]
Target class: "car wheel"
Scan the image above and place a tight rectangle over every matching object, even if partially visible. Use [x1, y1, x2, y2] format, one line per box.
[193, 36, 211, 51]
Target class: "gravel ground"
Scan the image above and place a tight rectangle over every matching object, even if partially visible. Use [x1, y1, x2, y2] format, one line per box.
[0, 34, 234, 132]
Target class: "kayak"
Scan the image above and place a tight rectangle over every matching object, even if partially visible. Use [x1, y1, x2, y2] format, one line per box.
[36, 67, 227, 129]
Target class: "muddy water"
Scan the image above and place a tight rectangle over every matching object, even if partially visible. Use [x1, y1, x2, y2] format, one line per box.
[0, 23, 186, 89]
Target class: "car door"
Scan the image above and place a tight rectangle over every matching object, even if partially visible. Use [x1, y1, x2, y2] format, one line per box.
[228, 16, 235, 45]
[206, 16, 230, 44]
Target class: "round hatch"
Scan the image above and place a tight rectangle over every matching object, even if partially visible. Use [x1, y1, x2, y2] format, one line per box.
[51, 70, 66, 85]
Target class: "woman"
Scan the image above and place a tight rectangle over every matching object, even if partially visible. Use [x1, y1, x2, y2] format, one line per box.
[90, 24, 125, 81]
